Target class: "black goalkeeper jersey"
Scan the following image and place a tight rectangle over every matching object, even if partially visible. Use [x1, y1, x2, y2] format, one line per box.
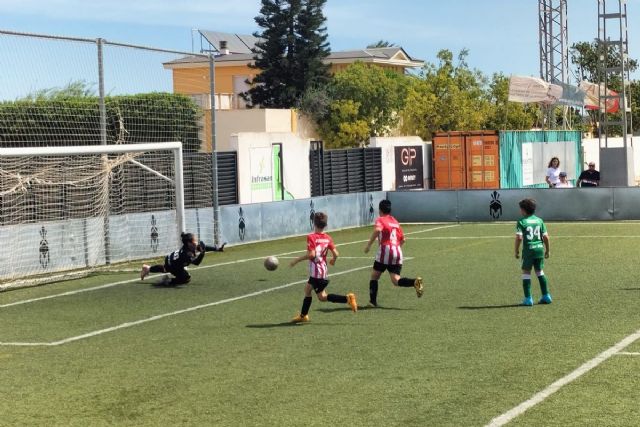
[164, 245, 204, 272]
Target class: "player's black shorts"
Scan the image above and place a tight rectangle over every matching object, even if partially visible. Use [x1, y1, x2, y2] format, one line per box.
[373, 261, 402, 275]
[308, 277, 329, 293]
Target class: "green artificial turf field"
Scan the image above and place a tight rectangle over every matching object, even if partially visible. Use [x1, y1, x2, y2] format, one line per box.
[1, 222, 639, 426]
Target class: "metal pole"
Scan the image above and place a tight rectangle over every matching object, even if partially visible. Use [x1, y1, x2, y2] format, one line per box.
[209, 54, 221, 246]
[618, 0, 629, 149]
[174, 146, 186, 234]
[97, 38, 107, 146]
[97, 37, 110, 264]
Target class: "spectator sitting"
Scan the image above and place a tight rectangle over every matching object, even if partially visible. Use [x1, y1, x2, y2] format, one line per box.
[577, 162, 600, 187]
[555, 172, 573, 188]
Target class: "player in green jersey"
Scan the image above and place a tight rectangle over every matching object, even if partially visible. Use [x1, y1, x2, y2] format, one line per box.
[514, 198, 551, 306]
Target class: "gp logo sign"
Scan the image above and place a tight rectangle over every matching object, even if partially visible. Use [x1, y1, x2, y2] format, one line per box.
[400, 147, 417, 166]
[394, 145, 424, 190]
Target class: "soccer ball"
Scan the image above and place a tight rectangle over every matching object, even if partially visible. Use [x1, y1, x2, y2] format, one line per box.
[264, 256, 279, 271]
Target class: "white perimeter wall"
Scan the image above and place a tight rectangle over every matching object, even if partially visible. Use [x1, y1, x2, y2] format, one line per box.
[230, 132, 311, 204]
[582, 137, 640, 182]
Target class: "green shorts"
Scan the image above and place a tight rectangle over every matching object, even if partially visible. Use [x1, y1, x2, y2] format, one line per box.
[521, 257, 544, 272]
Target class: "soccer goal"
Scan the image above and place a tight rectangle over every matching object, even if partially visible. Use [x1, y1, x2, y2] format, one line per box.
[0, 142, 185, 290]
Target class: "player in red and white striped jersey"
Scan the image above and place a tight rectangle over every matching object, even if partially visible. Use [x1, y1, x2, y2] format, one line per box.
[289, 212, 358, 322]
[307, 231, 333, 279]
[364, 199, 423, 307]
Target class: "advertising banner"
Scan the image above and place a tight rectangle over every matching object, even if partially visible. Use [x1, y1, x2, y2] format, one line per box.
[394, 146, 424, 190]
[508, 75, 562, 105]
[249, 147, 273, 202]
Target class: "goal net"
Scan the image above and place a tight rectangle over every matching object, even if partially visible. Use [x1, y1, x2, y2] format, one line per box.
[0, 142, 185, 290]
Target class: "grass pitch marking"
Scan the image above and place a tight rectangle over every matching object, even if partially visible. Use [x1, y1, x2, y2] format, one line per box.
[0, 265, 373, 347]
[485, 328, 640, 426]
[1, 224, 455, 309]
[0, 225, 457, 346]
[410, 235, 640, 240]
[616, 352, 640, 356]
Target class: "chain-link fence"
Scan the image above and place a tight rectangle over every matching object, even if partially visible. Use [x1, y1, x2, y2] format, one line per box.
[0, 28, 226, 214]
[0, 29, 228, 287]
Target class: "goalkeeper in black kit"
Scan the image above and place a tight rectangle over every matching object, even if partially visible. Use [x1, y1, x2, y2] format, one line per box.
[140, 232, 225, 286]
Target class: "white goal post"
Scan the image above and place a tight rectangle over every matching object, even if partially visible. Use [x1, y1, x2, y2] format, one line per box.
[0, 142, 185, 289]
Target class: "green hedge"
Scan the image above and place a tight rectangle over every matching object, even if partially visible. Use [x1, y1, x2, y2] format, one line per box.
[0, 93, 203, 152]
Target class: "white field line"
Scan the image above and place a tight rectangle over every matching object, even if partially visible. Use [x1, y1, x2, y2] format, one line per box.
[0, 224, 456, 309]
[616, 352, 640, 356]
[410, 235, 640, 240]
[464, 222, 640, 226]
[0, 265, 373, 347]
[335, 224, 459, 246]
[486, 329, 640, 427]
[279, 256, 415, 260]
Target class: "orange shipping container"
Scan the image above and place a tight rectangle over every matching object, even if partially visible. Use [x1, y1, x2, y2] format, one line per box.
[433, 131, 500, 189]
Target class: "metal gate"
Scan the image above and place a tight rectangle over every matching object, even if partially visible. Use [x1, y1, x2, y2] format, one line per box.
[309, 142, 382, 196]
[184, 151, 238, 207]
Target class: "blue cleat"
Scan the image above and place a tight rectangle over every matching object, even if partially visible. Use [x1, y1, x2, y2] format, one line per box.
[521, 297, 534, 307]
[538, 294, 553, 304]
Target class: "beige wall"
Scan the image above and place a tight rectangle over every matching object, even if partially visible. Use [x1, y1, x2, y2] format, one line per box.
[171, 61, 408, 102]
[171, 65, 255, 95]
[294, 112, 320, 141]
[207, 109, 320, 152]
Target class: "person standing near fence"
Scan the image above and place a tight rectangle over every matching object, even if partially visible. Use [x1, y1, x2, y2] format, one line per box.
[577, 162, 600, 187]
[545, 157, 561, 188]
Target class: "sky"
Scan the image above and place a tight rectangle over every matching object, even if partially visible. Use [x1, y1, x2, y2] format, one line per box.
[0, 0, 638, 99]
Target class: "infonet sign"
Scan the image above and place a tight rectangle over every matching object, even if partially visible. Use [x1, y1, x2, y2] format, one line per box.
[394, 146, 424, 190]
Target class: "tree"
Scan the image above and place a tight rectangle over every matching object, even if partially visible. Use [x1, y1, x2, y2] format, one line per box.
[570, 40, 638, 134]
[316, 100, 370, 148]
[304, 62, 409, 147]
[631, 80, 640, 134]
[483, 73, 540, 131]
[244, 0, 330, 108]
[23, 80, 96, 101]
[366, 40, 396, 48]
[570, 40, 638, 88]
[401, 49, 491, 140]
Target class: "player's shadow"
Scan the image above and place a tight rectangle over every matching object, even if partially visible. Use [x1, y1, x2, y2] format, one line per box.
[619, 288, 640, 291]
[317, 306, 410, 313]
[458, 304, 523, 310]
[246, 322, 334, 329]
[149, 282, 185, 289]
